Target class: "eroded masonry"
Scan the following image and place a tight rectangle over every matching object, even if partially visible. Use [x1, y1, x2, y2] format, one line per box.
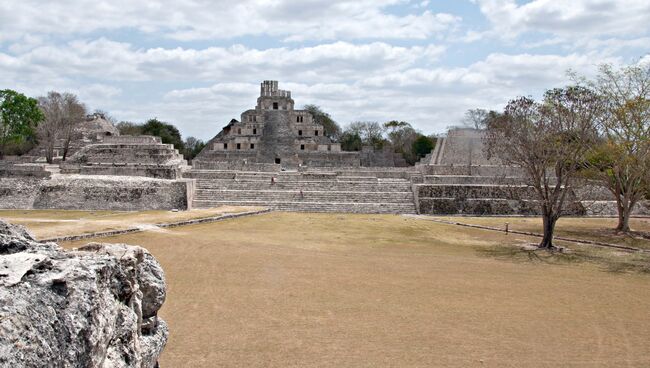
[1, 81, 648, 215]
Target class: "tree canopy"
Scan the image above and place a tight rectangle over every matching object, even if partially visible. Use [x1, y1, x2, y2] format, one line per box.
[0, 89, 43, 158]
[37, 91, 86, 163]
[412, 135, 435, 159]
[183, 136, 206, 160]
[117, 118, 185, 151]
[484, 86, 602, 249]
[346, 121, 387, 149]
[141, 118, 184, 151]
[580, 62, 650, 232]
[303, 105, 341, 140]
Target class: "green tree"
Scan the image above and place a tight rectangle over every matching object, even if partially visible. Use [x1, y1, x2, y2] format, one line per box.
[384, 121, 415, 151]
[384, 120, 419, 163]
[339, 131, 363, 151]
[303, 104, 341, 140]
[0, 89, 43, 158]
[347, 121, 386, 149]
[412, 135, 435, 158]
[583, 62, 650, 232]
[141, 118, 185, 151]
[116, 121, 143, 135]
[182, 136, 206, 160]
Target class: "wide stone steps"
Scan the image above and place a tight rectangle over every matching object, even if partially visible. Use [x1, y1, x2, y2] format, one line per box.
[336, 176, 377, 182]
[423, 175, 527, 185]
[192, 199, 417, 214]
[194, 180, 412, 192]
[188, 169, 417, 214]
[194, 189, 413, 203]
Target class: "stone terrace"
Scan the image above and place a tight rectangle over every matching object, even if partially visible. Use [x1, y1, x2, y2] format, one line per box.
[185, 169, 417, 214]
[60, 136, 188, 179]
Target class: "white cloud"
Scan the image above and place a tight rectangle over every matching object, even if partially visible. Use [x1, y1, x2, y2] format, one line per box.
[473, 0, 650, 39]
[0, 40, 446, 85]
[0, 0, 459, 43]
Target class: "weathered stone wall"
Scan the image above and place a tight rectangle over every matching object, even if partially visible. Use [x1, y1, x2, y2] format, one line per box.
[0, 221, 168, 367]
[192, 160, 280, 172]
[359, 146, 408, 167]
[414, 183, 580, 215]
[419, 165, 525, 177]
[298, 151, 360, 167]
[103, 135, 161, 144]
[0, 164, 51, 178]
[60, 163, 182, 179]
[0, 178, 42, 208]
[0, 176, 193, 211]
[422, 175, 526, 185]
[416, 184, 538, 200]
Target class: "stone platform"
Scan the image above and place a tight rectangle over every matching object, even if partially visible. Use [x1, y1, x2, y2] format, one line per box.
[185, 169, 417, 214]
[60, 136, 188, 179]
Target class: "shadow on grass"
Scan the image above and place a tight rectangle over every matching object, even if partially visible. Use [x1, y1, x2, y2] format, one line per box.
[477, 244, 650, 275]
[477, 245, 587, 265]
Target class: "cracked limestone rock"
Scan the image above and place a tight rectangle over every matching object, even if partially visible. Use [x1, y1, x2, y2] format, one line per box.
[0, 220, 168, 367]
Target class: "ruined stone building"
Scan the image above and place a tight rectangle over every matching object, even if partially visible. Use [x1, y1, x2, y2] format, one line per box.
[194, 81, 359, 169]
[29, 112, 120, 161]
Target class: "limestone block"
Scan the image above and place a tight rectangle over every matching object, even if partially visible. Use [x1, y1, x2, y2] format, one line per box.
[0, 220, 168, 367]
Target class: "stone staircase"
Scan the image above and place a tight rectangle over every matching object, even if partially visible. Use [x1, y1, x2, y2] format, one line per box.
[189, 170, 417, 213]
[59, 136, 188, 179]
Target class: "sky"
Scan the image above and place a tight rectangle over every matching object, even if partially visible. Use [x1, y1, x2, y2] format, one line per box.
[1, 0, 649, 140]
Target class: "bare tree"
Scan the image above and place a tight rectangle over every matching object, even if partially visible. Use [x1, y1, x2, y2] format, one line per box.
[484, 87, 601, 249]
[583, 62, 650, 232]
[462, 108, 490, 130]
[38, 92, 62, 164]
[383, 121, 422, 164]
[347, 121, 386, 148]
[38, 92, 86, 163]
[61, 95, 86, 160]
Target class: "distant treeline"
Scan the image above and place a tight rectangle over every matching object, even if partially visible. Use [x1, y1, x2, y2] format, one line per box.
[116, 119, 205, 161]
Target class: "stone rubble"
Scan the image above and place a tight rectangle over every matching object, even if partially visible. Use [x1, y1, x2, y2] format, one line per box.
[0, 220, 168, 368]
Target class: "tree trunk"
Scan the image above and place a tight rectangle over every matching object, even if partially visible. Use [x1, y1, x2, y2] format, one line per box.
[616, 201, 633, 232]
[45, 141, 54, 164]
[62, 139, 70, 161]
[539, 214, 557, 249]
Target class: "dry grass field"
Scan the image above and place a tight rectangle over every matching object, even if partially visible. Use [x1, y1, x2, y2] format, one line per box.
[0, 206, 262, 239]
[8, 210, 650, 367]
[433, 216, 650, 251]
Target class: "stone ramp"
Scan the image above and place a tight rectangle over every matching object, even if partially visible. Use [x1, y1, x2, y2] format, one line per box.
[189, 170, 417, 214]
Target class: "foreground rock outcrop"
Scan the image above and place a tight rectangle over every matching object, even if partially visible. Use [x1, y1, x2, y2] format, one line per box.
[0, 220, 168, 367]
